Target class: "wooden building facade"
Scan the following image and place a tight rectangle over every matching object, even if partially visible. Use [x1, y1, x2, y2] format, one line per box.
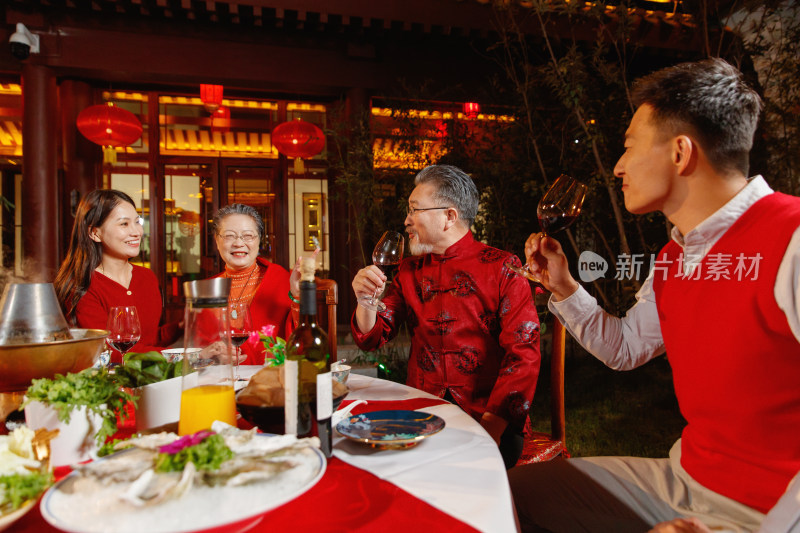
[0, 0, 718, 326]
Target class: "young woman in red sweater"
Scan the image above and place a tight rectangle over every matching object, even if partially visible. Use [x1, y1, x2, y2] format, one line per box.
[54, 190, 180, 363]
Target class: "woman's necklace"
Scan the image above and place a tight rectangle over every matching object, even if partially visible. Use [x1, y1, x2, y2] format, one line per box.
[228, 264, 256, 319]
[99, 262, 132, 291]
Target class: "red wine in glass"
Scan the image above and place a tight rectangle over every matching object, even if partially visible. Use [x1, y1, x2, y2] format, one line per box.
[507, 174, 587, 283]
[538, 213, 579, 235]
[230, 333, 249, 348]
[108, 338, 138, 353]
[375, 260, 400, 277]
[228, 302, 252, 375]
[106, 306, 142, 365]
[359, 231, 404, 312]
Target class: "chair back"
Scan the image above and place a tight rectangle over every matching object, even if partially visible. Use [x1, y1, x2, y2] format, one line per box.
[549, 316, 566, 444]
[314, 277, 338, 362]
[516, 312, 567, 465]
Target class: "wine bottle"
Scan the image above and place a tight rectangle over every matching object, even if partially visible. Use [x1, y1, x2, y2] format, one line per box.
[284, 257, 332, 457]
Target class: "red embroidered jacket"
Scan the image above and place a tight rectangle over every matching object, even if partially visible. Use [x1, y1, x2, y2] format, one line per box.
[352, 232, 541, 428]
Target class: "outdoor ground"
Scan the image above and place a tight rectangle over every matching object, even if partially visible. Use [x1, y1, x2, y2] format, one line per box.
[529, 343, 686, 458]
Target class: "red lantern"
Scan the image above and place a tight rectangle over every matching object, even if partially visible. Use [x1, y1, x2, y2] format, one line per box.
[271, 118, 325, 174]
[76, 103, 143, 164]
[200, 84, 223, 111]
[463, 102, 480, 119]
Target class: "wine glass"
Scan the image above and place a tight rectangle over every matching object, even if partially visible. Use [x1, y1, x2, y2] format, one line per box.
[507, 174, 587, 283]
[106, 306, 142, 365]
[228, 302, 252, 377]
[358, 231, 405, 312]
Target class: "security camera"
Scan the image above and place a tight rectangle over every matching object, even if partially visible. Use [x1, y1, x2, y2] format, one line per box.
[9, 23, 40, 60]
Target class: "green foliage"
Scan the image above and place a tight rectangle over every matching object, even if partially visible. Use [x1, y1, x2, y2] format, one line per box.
[97, 438, 133, 458]
[326, 105, 412, 267]
[0, 472, 52, 511]
[113, 351, 184, 388]
[350, 340, 409, 385]
[155, 433, 233, 473]
[23, 368, 136, 446]
[724, 2, 800, 195]
[261, 335, 287, 367]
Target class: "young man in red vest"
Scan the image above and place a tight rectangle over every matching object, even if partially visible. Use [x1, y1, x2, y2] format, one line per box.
[510, 58, 800, 532]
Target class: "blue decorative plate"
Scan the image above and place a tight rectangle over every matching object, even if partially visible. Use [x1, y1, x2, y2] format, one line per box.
[335, 410, 445, 449]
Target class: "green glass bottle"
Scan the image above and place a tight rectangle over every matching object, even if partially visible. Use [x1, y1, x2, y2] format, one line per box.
[284, 258, 332, 457]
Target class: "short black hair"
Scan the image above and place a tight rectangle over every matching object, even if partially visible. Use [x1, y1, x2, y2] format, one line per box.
[631, 58, 762, 176]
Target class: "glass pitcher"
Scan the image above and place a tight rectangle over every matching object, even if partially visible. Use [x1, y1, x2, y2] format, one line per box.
[178, 278, 237, 435]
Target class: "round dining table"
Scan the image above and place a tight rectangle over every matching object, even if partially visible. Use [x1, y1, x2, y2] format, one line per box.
[12, 369, 518, 533]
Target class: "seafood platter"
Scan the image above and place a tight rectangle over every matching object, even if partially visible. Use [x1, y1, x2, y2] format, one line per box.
[40, 422, 325, 533]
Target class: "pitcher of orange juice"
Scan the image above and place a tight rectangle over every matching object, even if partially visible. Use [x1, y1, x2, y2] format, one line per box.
[178, 278, 237, 435]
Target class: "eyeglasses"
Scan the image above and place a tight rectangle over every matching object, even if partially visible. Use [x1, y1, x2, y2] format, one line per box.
[406, 206, 451, 216]
[218, 231, 259, 244]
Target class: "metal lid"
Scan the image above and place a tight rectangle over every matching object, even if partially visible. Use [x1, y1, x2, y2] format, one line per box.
[0, 283, 72, 345]
[183, 278, 231, 301]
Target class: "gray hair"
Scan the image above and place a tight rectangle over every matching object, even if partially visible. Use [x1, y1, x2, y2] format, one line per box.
[631, 58, 763, 176]
[212, 203, 265, 244]
[414, 165, 479, 228]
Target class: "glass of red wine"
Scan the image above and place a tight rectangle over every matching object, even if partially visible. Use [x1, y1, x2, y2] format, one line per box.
[106, 306, 142, 365]
[506, 174, 587, 283]
[228, 302, 252, 377]
[358, 230, 404, 312]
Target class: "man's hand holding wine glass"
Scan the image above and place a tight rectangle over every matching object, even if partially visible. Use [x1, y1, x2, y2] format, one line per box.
[352, 264, 387, 332]
[506, 174, 587, 289]
[524, 233, 579, 302]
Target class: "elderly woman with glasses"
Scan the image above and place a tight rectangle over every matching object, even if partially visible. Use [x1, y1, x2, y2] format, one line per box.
[54, 189, 181, 363]
[211, 203, 304, 364]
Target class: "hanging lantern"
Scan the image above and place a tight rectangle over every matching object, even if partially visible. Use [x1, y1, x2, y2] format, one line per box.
[76, 103, 143, 164]
[463, 102, 480, 119]
[211, 106, 231, 133]
[200, 84, 224, 112]
[271, 118, 325, 174]
[434, 120, 448, 138]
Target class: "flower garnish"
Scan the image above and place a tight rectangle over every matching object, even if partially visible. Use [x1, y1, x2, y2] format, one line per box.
[258, 325, 286, 367]
[158, 430, 215, 455]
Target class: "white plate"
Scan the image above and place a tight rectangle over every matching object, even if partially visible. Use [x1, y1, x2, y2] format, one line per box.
[40, 439, 325, 533]
[0, 500, 36, 532]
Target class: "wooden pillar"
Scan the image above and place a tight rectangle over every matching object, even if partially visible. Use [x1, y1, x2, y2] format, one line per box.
[330, 86, 370, 325]
[21, 63, 59, 281]
[60, 80, 101, 261]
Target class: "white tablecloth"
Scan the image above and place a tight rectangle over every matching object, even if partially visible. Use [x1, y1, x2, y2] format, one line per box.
[238, 367, 516, 532]
[333, 374, 517, 533]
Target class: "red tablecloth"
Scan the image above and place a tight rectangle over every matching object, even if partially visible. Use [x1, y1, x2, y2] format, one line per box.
[340, 397, 451, 415]
[11, 397, 479, 533]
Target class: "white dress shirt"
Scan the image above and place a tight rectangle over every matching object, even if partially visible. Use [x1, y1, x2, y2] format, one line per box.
[548, 175, 800, 370]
